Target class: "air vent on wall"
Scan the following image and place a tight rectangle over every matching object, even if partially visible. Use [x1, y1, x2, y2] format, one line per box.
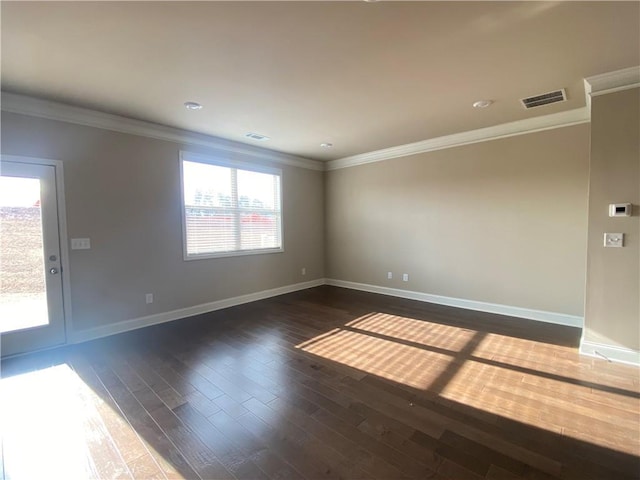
[520, 89, 567, 109]
[245, 132, 270, 141]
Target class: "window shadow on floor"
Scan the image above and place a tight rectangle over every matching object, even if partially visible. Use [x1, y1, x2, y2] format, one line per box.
[1, 285, 638, 480]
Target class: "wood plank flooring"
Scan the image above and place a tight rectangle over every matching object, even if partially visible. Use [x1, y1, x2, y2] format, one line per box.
[1, 286, 639, 479]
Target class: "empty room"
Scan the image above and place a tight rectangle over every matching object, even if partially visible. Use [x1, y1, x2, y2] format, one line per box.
[0, 2, 638, 479]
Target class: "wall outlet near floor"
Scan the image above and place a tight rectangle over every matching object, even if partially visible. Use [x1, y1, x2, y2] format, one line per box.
[301, 267, 306, 276]
[387, 272, 393, 280]
[402, 273, 409, 282]
[145, 293, 153, 304]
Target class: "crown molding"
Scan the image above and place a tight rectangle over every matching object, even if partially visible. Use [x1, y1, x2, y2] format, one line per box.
[0, 92, 324, 172]
[7, 67, 637, 174]
[584, 66, 640, 104]
[326, 107, 590, 171]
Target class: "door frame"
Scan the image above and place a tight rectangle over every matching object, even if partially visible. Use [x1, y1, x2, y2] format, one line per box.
[1, 154, 73, 352]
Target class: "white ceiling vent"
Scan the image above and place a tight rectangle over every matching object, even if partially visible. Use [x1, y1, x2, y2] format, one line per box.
[520, 89, 567, 109]
[245, 132, 270, 141]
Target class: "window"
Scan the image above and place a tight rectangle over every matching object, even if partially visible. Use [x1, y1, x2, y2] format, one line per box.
[180, 152, 283, 259]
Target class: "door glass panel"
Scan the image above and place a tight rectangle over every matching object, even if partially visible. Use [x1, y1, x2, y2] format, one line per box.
[0, 176, 49, 333]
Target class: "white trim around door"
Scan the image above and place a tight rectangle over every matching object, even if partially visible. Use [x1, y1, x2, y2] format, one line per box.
[1, 154, 73, 356]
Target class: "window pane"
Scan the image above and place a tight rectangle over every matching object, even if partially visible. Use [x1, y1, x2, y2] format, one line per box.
[240, 212, 280, 250]
[183, 161, 232, 208]
[182, 157, 282, 258]
[0, 176, 49, 332]
[185, 207, 237, 254]
[237, 170, 280, 211]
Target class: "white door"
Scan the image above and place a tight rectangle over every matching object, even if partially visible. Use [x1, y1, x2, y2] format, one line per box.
[1, 160, 67, 356]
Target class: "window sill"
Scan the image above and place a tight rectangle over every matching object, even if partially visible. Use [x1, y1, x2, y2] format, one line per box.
[183, 247, 284, 261]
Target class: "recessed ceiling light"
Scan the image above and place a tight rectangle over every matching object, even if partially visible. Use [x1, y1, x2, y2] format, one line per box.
[245, 132, 270, 141]
[320, 143, 333, 148]
[472, 100, 493, 108]
[184, 101, 203, 110]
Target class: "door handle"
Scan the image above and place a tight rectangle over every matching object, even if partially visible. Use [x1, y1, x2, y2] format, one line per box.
[49, 268, 59, 275]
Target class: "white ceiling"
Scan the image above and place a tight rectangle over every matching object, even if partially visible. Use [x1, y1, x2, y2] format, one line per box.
[1, 1, 638, 161]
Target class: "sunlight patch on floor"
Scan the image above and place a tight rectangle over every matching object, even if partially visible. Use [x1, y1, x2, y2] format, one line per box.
[346, 312, 477, 352]
[1, 364, 101, 479]
[295, 312, 640, 456]
[297, 325, 453, 390]
[1, 363, 181, 479]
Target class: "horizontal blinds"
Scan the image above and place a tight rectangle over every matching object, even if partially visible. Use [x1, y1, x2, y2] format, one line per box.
[182, 160, 282, 256]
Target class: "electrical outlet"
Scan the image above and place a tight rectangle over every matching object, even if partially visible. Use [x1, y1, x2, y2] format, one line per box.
[301, 267, 306, 276]
[145, 293, 153, 304]
[387, 272, 393, 280]
[402, 273, 409, 282]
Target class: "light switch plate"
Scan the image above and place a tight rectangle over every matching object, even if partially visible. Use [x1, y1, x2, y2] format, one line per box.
[71, 238, 91, 250]
[603, 233, 624, 247]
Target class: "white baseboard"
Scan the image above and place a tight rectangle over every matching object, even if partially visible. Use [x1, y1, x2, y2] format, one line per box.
[70, 278, 325, 344]
[67, 277, 639, 368]
[325, 279, 583, 328]
[70, 277, 587, 347]
[579, 339, 640, 367]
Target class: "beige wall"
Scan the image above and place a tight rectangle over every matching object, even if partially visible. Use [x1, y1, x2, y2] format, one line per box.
[326, 124, 590, 316]
[3, 93, 637, 352]
[584, 88, 639, 350]
[1, 112, 324, 332]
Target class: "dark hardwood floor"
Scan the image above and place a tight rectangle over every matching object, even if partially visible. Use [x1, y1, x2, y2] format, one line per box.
[1, 286, 639, 479]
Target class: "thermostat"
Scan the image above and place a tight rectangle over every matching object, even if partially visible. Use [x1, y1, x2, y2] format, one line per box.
[609, 203, 632, 217]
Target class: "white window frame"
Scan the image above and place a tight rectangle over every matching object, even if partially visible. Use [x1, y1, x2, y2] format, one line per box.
[179, 151, 284, 261]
